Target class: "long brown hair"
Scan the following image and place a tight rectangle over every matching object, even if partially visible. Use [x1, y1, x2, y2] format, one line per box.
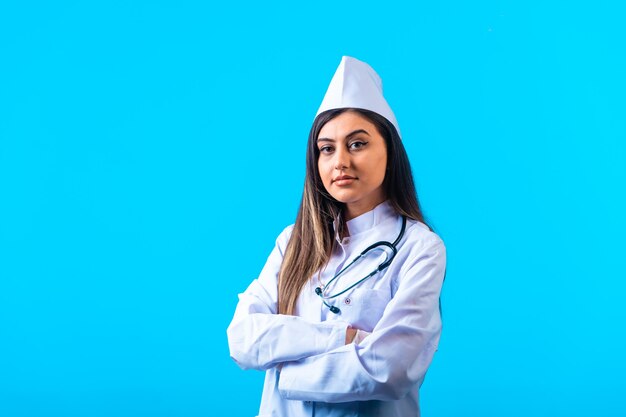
[277, 108, 431, 315]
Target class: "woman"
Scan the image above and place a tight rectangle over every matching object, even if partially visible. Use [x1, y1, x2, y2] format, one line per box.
[227, 56, 446, 417]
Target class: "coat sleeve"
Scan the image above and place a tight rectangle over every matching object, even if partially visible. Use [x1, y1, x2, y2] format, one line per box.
[277, 237, 446, 402]
[226, 226, 349, 371]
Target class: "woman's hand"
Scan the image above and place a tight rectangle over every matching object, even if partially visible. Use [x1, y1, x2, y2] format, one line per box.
[345, 326, 370, 344]
[345, 326, 358, 344]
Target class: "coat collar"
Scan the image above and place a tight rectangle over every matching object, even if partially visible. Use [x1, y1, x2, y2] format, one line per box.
[332, 200, 397, 243]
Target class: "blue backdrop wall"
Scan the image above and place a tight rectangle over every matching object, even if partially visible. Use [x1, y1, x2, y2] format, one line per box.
[1, 1, 624, 416]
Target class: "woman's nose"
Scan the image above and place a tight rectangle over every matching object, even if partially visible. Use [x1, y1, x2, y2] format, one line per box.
[334, 148, 350, 170]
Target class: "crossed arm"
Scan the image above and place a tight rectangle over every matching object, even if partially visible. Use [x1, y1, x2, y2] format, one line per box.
[226, 227, 446, 402]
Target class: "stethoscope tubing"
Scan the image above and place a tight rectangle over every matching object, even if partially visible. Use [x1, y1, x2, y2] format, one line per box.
[316, 216, 407, 310]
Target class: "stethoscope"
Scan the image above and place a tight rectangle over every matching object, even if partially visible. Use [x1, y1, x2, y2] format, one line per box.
[315, 216, 407, 314]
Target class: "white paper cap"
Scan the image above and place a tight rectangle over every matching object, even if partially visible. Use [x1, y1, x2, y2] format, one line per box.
[316, 56, 401, 138]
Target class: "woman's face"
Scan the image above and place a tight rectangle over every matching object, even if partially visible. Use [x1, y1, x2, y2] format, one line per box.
[317, 111, 388, 220]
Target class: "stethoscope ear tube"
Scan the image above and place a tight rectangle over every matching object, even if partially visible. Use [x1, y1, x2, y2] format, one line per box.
[316, 287, 342, 313]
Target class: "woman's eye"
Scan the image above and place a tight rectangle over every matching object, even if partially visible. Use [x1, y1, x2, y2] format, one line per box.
[349, 141, 367, 150]
[319, 146, 334, 154]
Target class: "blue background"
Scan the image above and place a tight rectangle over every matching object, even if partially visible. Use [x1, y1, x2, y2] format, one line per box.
[1, 1, 624, 416]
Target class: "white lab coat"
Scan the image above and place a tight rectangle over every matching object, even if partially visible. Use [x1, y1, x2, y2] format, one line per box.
[227, 201, 446, 417]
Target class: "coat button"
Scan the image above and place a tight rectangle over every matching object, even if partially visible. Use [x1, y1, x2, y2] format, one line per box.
[344, 297, 351, 305]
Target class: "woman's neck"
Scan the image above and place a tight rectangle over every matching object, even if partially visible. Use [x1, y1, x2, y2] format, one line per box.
[344, 194, 386, 221]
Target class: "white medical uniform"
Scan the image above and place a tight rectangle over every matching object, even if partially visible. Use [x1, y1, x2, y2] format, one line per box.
[227, 200, 446, 417]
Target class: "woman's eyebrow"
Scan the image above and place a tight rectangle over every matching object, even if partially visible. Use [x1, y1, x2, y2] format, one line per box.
[317, 129, 371, 143]
[317, 137, 334, 143]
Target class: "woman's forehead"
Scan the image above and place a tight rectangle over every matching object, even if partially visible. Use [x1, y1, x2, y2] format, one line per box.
[318, 111, 378, 139]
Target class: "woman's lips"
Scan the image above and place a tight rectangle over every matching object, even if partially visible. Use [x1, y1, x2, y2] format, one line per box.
[333, 176, 357, 186]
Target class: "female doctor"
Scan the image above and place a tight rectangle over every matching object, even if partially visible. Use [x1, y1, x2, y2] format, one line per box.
[227, 56, 447, 417]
